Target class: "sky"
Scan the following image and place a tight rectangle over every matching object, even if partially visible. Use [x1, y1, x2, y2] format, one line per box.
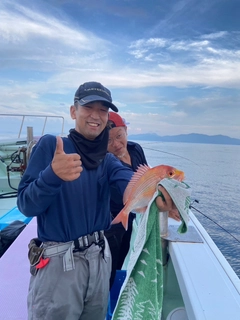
[0, 0, 240, 139]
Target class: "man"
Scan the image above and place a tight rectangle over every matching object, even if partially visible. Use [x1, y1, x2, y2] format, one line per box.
[17, 81, 174, 320]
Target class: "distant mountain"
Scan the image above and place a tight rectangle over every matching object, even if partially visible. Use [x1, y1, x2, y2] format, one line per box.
[127, 133, 240, 145]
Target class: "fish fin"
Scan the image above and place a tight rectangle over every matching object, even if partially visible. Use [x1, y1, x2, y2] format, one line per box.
[123, 164, 151, 204]
[111, 210, 129, 231]
[134, 206, 148, 214]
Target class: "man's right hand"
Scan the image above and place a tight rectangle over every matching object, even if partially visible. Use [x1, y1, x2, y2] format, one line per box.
[51, 136, 83, 181]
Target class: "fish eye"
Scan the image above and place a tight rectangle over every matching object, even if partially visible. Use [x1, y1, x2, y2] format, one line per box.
[169, 171, 173, 176]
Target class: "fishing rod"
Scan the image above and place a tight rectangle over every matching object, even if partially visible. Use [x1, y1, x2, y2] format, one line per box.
[190, 199, 240, 244]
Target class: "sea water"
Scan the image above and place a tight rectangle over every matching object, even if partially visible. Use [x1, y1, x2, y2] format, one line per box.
[137, 141, 240, 278]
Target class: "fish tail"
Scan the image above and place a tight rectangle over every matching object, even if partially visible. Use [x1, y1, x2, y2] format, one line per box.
[111, 209, 129, 231]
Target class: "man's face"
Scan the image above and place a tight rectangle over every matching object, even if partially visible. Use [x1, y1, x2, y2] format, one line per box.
[70, 101, 109, 140]
[107, 126, 127, 158]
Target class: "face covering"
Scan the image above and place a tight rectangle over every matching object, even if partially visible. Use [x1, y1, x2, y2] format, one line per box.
[68, 128, 109, 170]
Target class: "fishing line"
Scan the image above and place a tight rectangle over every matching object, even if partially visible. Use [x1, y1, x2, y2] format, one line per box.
[141, 145, 201, 167]
[190, 201, 240, 244]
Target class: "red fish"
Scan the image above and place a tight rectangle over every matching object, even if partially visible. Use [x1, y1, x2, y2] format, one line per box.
[111, 164, 185, 230]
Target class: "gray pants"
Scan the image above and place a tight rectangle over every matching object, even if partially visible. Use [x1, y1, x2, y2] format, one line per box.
[27, 238, 111, 320]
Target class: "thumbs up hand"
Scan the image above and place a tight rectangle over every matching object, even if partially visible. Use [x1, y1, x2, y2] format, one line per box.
[51, 136, 83, 181]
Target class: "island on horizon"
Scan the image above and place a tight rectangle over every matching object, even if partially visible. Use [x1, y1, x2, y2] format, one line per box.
[127, 133, 240, 146]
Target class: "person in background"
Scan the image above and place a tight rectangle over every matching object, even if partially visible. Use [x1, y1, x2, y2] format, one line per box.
[105, 112, 148, 288]
[106, 112, 180, 288]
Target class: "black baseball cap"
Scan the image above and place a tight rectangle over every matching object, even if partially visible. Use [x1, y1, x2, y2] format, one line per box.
[74, 81, 118, 112]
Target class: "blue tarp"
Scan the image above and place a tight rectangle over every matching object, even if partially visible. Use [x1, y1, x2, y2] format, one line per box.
[0, 207, 32, 230]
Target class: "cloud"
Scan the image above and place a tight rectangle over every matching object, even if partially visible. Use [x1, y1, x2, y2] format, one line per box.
[0, 0, 239, 139]
[200, 31, 228, 39]
[0, 1, 110, 72]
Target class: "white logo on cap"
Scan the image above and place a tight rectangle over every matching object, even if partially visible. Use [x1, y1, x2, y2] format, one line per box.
[84, 87, 110, 97]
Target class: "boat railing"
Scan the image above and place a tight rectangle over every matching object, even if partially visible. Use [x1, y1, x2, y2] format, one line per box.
[0, 114, 65, 139]
[0, 114, 65, 184]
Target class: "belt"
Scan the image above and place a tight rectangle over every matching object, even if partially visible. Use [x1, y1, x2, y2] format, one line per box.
[73, 230, 104, 251]
[43, 230, 104, 272]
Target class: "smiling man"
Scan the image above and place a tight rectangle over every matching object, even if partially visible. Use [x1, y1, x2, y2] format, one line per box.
[17, 81, 175, 320]
[17, 81, 134, 320]
[72, 82, 118, 140]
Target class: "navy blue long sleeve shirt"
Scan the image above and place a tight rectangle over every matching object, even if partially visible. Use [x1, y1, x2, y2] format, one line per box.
[17, 134, 133, 242]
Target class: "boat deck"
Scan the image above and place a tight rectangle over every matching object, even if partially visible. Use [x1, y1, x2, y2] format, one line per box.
[168, 213, 240, 319]
[0, 212, 240, 319]
[0, 218, 37, 319]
